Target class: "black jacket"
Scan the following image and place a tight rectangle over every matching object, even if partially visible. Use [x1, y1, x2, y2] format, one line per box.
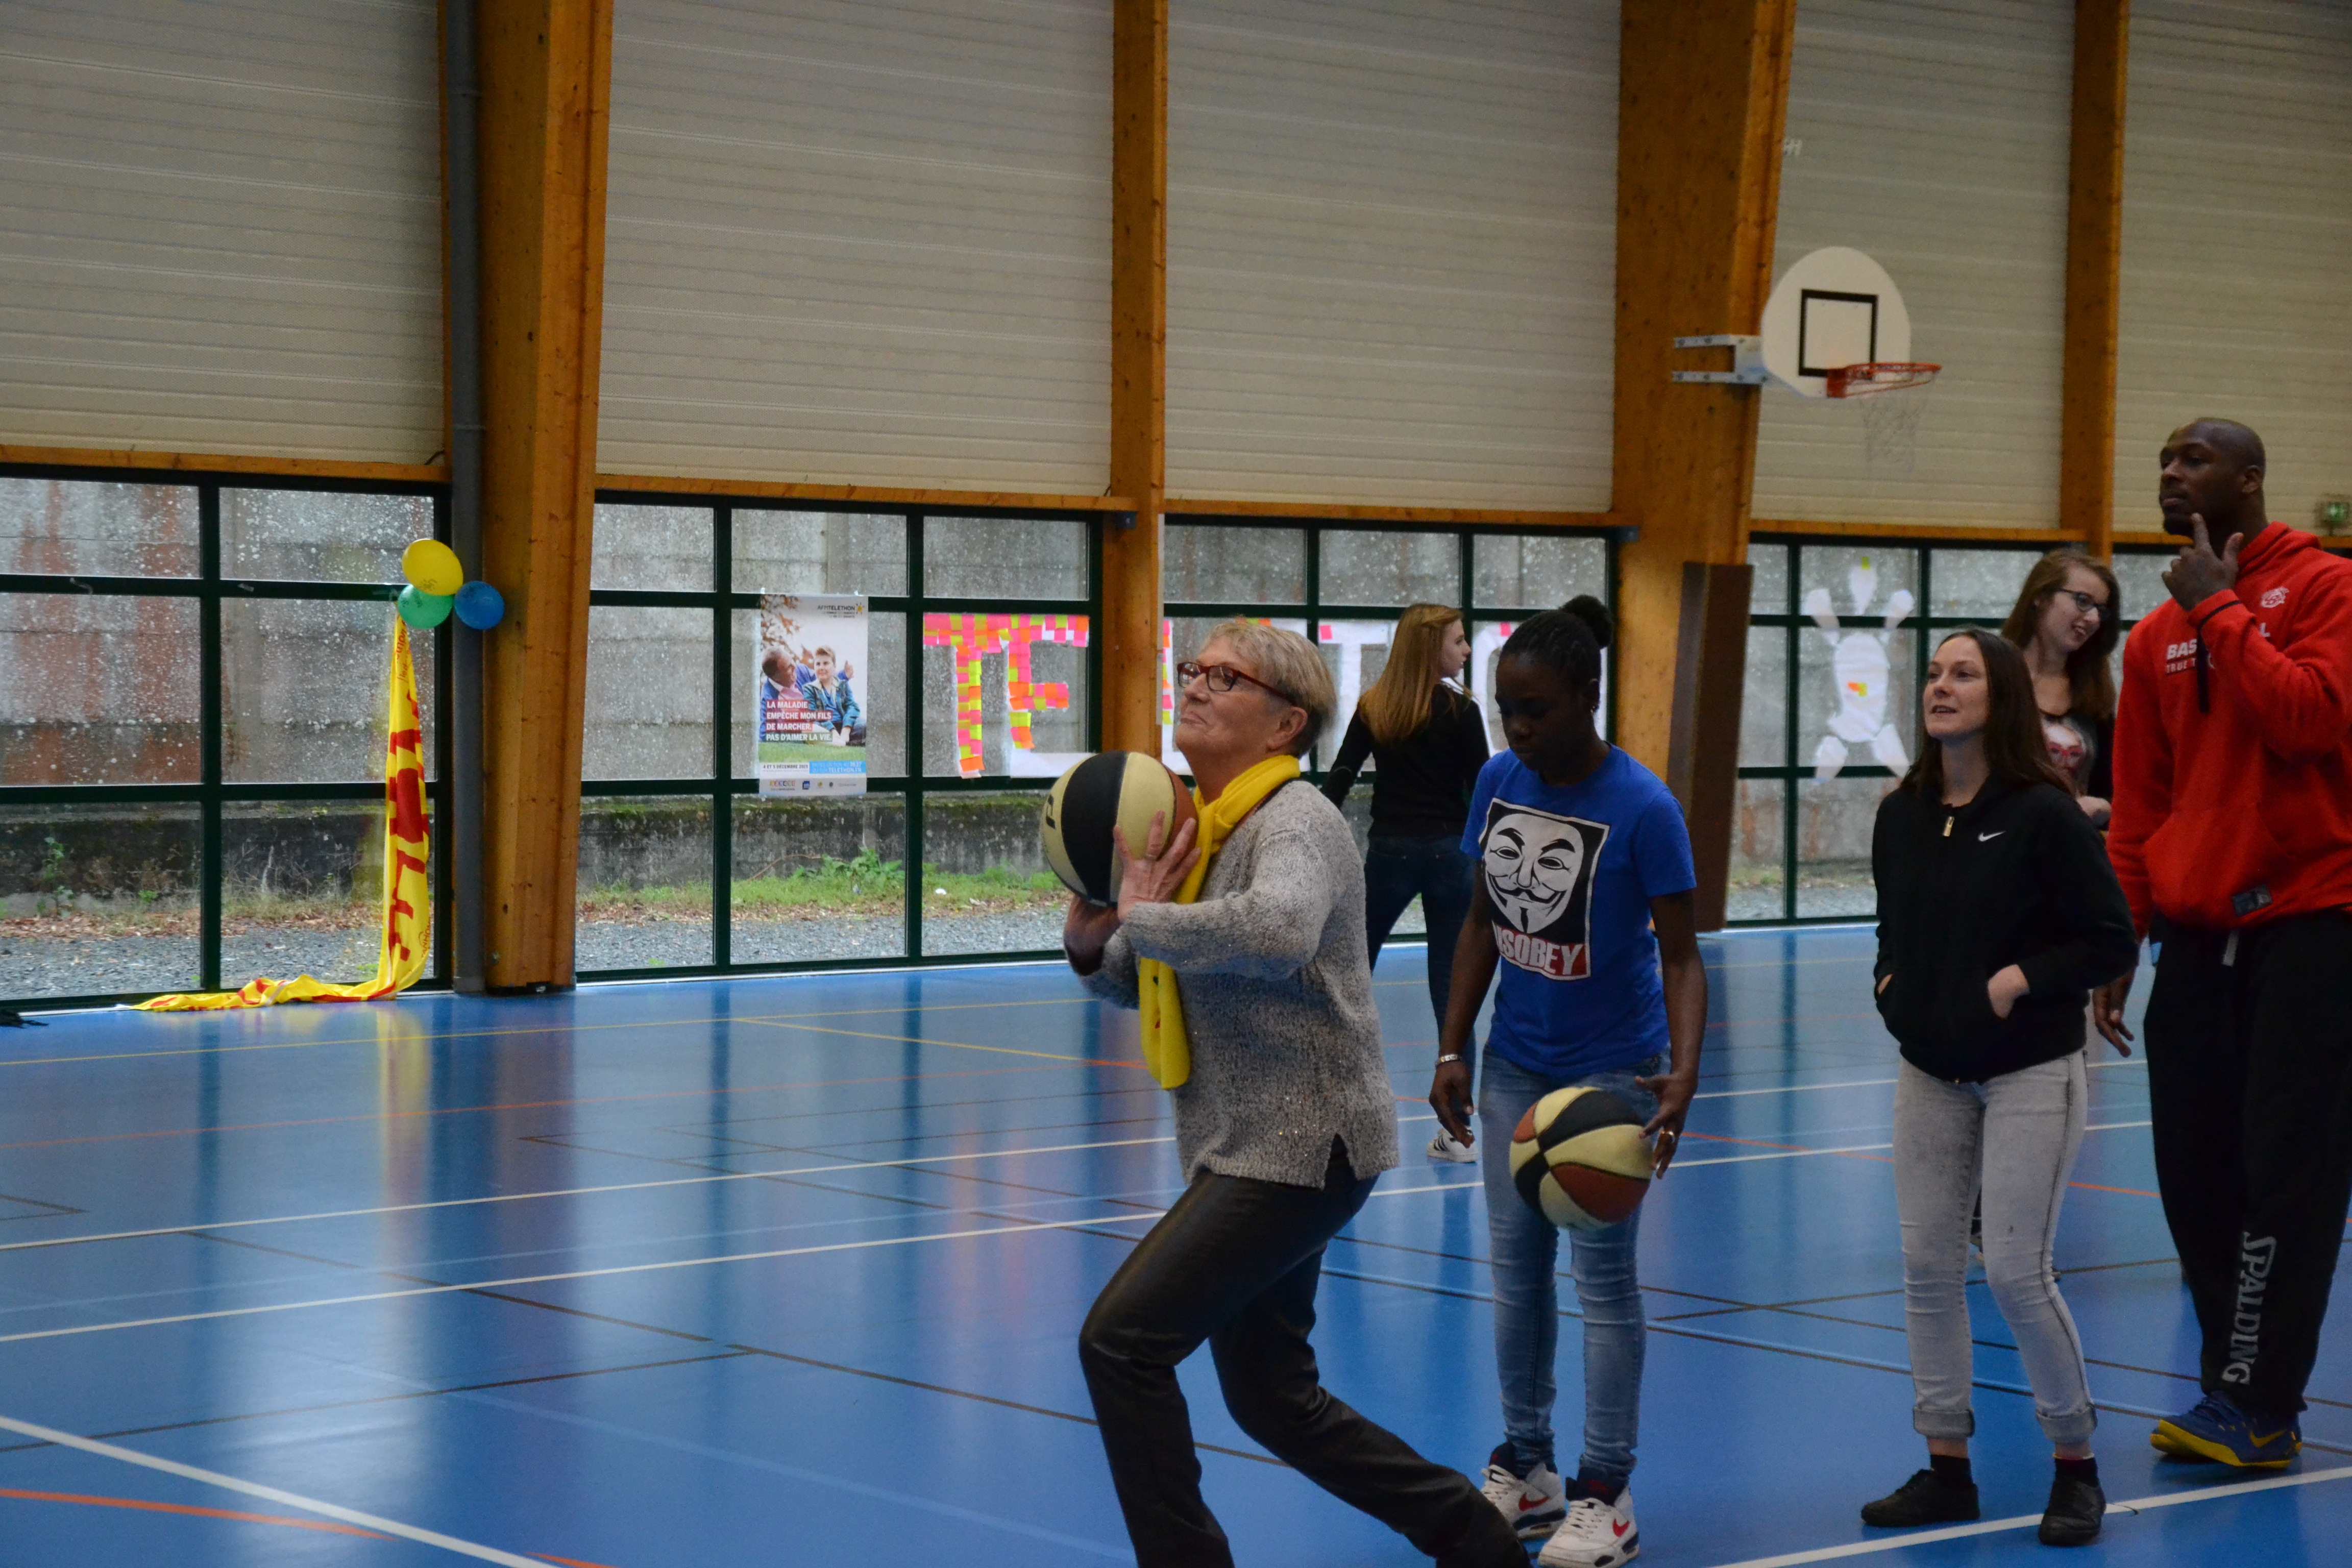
[1319, 685, 1490, 838]
[1872, 775, 2137, 1083]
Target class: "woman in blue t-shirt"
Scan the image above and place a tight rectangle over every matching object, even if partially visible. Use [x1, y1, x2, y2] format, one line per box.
[1429, 598, 1708, 1568]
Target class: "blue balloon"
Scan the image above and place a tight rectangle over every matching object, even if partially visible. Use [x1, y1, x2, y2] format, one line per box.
[454, 580, 505, 630]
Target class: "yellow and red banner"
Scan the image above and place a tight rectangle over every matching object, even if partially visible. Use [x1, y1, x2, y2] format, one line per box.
[136, 619, 431, 1011]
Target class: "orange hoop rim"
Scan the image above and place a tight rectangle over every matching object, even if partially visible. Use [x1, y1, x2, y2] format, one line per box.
[1826, 361, 1941, 398]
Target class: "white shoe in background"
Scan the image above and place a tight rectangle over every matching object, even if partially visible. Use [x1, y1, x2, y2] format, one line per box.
[1479, 1448, 1566, 1539]
[1427, 1129, 1476, 1164]
[1538, 1486, 1638, 1567]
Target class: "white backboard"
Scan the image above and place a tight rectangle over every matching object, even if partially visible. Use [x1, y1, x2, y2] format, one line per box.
[1760, 248, 1912, 398]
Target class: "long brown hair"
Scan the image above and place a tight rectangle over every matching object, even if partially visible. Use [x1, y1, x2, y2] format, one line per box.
[1360, 603, 1465, 745]
[1902, 629, 2075, 799]
[1999, 549, 2121, 722]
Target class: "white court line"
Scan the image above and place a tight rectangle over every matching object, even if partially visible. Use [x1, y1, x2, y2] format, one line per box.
[1704, 1464, 2352, 1567]
[0, 1411, 552, 1565]
[1696, 1077, 1894, 1099]
[0, 1135, 1176, 1255]
[0, 1210, 1168, 1347]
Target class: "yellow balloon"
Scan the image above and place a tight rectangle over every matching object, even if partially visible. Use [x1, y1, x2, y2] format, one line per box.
[401, 538, 463, 597]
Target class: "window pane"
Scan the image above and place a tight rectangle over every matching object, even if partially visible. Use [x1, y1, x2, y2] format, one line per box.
[1164, 615, 1310, 773]
[1, 478, 198, 577]
[1749, 543, 1790, 613]
[1465, 616, 1528, 753]
[919, 791, 1067, 956]
[220, 799, 433, 984]
[1474, 534, 1605, 609]
[2111, 551, 2170, 627]
[576, 795, 714, 971]
[1928, 547, 2042, 621]
[593, 504, 710, 591]
[223, 489, 434, 583]
[0, 802, 201, 997]
[0, 594, 201, 783]
[1318, 529, 1455, 608]
[1796, 775, 1896, 918]
[923, 616, 1088, 778]
[1728, 777, 1785, 922]
[584, 606, 712, 779]
[732, 796, 906, 964]
[1163, 523, 1305, 604]
[1799, 627, 1916, 779]
[735, 510, 908, 597]
[925, 516, 1086, 600]
[224, 601, 436, 783]
[732, 608, 904, 779]
[1739, 624, 1788, 767]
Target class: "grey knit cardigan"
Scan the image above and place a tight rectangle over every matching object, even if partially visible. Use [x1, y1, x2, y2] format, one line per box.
[1081, 780, 1402, 1189]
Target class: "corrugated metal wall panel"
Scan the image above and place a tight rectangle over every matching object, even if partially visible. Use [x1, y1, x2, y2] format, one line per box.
[2114, 1, 2352, 532]
[600, 0, 1113, 492]
[0, 0, 443, 463]
[1165, 1, 1616, 511]
[1754, 0, 2073, 527]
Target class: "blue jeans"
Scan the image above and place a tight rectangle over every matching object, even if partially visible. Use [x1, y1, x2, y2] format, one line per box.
[1364, 835, 1478, 1030]
[1478, 1045, 1662, 1489]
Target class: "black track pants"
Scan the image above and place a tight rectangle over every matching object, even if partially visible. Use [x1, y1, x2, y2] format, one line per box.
[1079, 1145, 1522, 1568]
[2145, 911, 2352, 1415]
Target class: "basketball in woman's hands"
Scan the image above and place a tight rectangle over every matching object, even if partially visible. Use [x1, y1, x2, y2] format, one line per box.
[1041, 752, 1198, 905]
[1509, 1087, 1653, 1231]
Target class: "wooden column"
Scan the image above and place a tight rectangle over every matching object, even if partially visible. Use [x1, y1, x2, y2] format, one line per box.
[1104, 0, 1167, 755]
[2061, 0, 2129, 560]
[1611, 0, 1796, 779]
[476, 0, 612, 988]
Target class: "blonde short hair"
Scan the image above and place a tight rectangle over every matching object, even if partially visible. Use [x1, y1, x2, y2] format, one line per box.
[1200, 618, 1335, 757]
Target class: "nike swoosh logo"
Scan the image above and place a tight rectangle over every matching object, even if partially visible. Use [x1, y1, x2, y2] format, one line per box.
[1613, 1521, 1630, 1538]
[1978, 831, 2004, 842]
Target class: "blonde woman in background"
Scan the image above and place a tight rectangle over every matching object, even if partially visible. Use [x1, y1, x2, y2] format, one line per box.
[1322, 603, 1490, 1160]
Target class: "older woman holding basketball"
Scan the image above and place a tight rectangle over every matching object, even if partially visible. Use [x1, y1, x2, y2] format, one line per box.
[1065, 618, 1521, 1568]
[1865, 629, 2137, 1547]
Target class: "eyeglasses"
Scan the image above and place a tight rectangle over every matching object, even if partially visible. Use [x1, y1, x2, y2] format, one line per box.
[2053, 587, 2110, 620]
[1176, 660, 1296, 705]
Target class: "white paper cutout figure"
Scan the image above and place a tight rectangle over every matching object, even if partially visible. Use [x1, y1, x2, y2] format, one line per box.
[1803, 558, 1913, 781]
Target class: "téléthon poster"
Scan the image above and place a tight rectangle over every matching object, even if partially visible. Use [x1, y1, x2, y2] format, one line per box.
[756, 594, 868, 797]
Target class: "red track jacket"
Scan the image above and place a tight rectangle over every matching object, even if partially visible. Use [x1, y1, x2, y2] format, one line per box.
[2110, 524, 2352, 935]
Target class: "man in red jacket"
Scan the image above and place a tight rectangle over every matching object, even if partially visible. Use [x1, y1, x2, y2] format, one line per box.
[2101, 418, 2352, 1470]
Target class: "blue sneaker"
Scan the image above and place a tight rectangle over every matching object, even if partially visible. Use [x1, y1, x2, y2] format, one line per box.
[2151, 1390, 2300, 1469]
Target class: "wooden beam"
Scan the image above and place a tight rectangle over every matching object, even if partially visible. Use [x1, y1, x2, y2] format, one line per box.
[1103, 0, 1166, 756]
[0, 446, 446, 485]
[1611, 0, 1797, 777]
[595, 474, 1134, 513]
[1753, 519, 2089, 545]
[476, 0, 612, 989]
[2061, 0, 2130, 561]
[1167, 498, 1621, 530]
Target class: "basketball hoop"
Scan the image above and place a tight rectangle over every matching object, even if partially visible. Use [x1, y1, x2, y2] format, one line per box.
[1827, 362, 1941, 473]
[1825, 362, 1940, 398]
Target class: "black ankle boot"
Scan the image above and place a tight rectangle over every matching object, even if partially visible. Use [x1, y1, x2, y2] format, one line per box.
[2039, 1468, 2105, 1546]
[1861, 1467, 1981, 1528]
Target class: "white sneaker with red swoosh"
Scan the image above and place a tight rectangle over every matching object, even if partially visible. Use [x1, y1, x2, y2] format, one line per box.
[1478, 1447, 1565, 1539]
[1537, 1485, 1637, 1567]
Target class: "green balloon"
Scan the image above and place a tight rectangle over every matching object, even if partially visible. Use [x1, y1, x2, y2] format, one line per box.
[397, 585, 453, 628]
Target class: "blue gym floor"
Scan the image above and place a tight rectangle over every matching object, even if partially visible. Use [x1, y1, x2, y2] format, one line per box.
[1, 927, 2347, 1566]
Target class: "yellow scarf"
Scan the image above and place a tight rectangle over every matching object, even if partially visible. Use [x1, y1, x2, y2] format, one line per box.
[1138, 752, 1301, 1088]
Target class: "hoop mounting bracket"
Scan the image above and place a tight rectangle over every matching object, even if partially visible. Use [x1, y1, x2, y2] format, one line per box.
[1670, 334, 1771, 386]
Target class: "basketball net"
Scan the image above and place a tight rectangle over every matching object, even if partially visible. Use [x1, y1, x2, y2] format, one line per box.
[1829, 362, 1940, 475]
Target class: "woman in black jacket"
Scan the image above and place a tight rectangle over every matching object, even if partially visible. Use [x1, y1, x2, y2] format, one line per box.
[1861, 629, 2138, 1548]
[1322, 604, 1489, 1163]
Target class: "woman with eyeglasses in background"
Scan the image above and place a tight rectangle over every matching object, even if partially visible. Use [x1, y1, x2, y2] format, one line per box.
[1321, 603, 1489, 1160]
[2000, 550, 2123, 827]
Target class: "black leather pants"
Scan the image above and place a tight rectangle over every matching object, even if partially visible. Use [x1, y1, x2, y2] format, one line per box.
[1078, 1143, 1521, 1568]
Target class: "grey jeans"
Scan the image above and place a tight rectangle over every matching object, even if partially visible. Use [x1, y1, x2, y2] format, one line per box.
[1893, 1052, 2097, 1445]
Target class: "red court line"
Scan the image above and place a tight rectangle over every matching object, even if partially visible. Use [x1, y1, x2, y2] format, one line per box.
[536, 1555, 623, 1567]
[0, 1485, 388, 1537]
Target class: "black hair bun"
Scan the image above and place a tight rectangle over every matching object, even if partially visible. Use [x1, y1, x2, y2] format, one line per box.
[1560, 594, 1614, 651]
